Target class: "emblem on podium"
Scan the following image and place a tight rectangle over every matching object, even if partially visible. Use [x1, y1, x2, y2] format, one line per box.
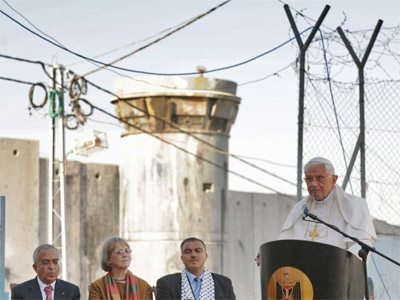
[267, 266, 313, 299]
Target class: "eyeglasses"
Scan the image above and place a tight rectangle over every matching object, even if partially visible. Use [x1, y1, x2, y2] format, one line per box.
[303, 175, 332, 184]
[113, 248, 132, 256]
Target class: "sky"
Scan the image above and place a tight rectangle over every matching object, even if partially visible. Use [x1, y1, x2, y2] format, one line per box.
[1, 0, 399, 197]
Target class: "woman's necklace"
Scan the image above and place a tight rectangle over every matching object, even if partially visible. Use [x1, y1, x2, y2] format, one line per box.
[114, 278, 126, 282]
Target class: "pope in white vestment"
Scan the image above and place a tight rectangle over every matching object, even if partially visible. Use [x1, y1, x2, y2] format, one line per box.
[278, 157, 377, 258]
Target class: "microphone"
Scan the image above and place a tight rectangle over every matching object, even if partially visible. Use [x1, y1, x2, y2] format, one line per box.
[302, 204, 310, 220]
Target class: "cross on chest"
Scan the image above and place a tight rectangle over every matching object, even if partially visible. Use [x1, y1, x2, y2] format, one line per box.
[309, 225, 319, 241]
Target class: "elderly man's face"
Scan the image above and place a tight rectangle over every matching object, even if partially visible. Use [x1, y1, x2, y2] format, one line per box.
[305, 164, 337, 201]
[33, 248, 60, 284]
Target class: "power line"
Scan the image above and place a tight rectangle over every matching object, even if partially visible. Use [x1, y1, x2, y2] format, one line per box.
[3, 0, 223, 85]
[2, 0, 64, 47]
[67, 21, 189, 67]
[85, 78, 301, 189]
[90, 101, 297, 200]
[0, 76, 36, 85]
[0, 9, 313, 76]
[0, 53, 50, 66]
[81, 0, 232, 77]
[1, 0, 237, 88]
[0, 0, 308, 89]
[0, 64, 300, 194]
[86, 117, 124, 129]
[0, 53, 52, 78]
[231, 154, 297, 168]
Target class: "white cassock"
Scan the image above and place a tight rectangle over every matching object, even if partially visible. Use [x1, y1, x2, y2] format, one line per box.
[278, 184, 377, 257]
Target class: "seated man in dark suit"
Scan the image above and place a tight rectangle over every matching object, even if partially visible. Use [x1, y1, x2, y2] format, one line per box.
[11, 244, 80, 300]
[156, 237, 235, 300]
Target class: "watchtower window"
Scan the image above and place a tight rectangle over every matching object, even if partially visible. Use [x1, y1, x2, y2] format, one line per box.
[203, 183, 214, 193]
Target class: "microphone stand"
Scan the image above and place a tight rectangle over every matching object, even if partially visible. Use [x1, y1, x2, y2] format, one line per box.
[305, 212, 400, 300]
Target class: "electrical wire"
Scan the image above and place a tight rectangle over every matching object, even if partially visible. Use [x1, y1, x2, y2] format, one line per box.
[81, 0, 232, 77]
[0, 0, 309, 88]
[1, 63, 299, 195]
[85, 78, 302, 189]
[0, 75, 36, 85]
[87, 117, 124, 129]
[0, 53, 52, 78]
[2, 0, 64, 47]
[0, 3, 229, 90]
[66, 21, 188, 67]
[231, 154, 297, 168]
[0, 9, 313, 76]
[89, 101, 297, 199]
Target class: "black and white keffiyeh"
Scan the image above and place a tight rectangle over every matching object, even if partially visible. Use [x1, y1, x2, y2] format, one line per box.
[181, 268, 215, 300]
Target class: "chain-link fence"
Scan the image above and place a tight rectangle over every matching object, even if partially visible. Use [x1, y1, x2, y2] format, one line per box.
[303, 75, 400, 225]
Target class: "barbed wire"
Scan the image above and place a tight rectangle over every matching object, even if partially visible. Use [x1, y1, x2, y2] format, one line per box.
[295, 24, 400, 81]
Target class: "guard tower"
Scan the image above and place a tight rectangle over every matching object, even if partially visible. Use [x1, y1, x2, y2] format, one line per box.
[113, 75, 241, 283]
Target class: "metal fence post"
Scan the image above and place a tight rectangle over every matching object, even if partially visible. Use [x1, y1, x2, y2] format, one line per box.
[284, 4, 330, 201]
[337, 20, 383, 198]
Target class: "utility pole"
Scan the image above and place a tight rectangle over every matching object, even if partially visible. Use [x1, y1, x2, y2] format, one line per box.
[59, 66, 67, 280]
[48, 65, 68, 280]
[48, 67, 56, 245]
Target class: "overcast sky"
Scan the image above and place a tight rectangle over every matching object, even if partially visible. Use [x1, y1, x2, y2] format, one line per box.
[1, 0, 399, 195]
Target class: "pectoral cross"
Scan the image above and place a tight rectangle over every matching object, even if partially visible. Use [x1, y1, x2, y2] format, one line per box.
[309, 224, 319, 241]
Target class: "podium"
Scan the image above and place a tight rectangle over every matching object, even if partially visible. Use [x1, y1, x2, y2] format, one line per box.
[260, 240, 364, 299]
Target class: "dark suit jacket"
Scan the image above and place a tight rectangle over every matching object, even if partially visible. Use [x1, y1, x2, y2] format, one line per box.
[11, 277, 80, 300]
[156, 272, 235, 300]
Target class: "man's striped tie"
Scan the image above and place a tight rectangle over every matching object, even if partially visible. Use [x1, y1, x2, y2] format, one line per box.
[44, 286, 53, 300]
[193, 277, 201, 300]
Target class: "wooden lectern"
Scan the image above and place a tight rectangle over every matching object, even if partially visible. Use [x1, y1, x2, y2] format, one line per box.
[260, 240, 364, 299]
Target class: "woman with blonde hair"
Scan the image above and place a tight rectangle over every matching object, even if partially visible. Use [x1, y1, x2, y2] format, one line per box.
[89, 237, 152, 299]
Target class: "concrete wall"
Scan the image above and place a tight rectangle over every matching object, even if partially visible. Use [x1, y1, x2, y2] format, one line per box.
[2, 138, 119, 300]
[1, 137, 296, 299]
[1, 138, 40, 291]
[224, 191, 295, 299]
[2, 137, 400, 299]
[368, 219, 400, 300]
[120, 133, 229, 285]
